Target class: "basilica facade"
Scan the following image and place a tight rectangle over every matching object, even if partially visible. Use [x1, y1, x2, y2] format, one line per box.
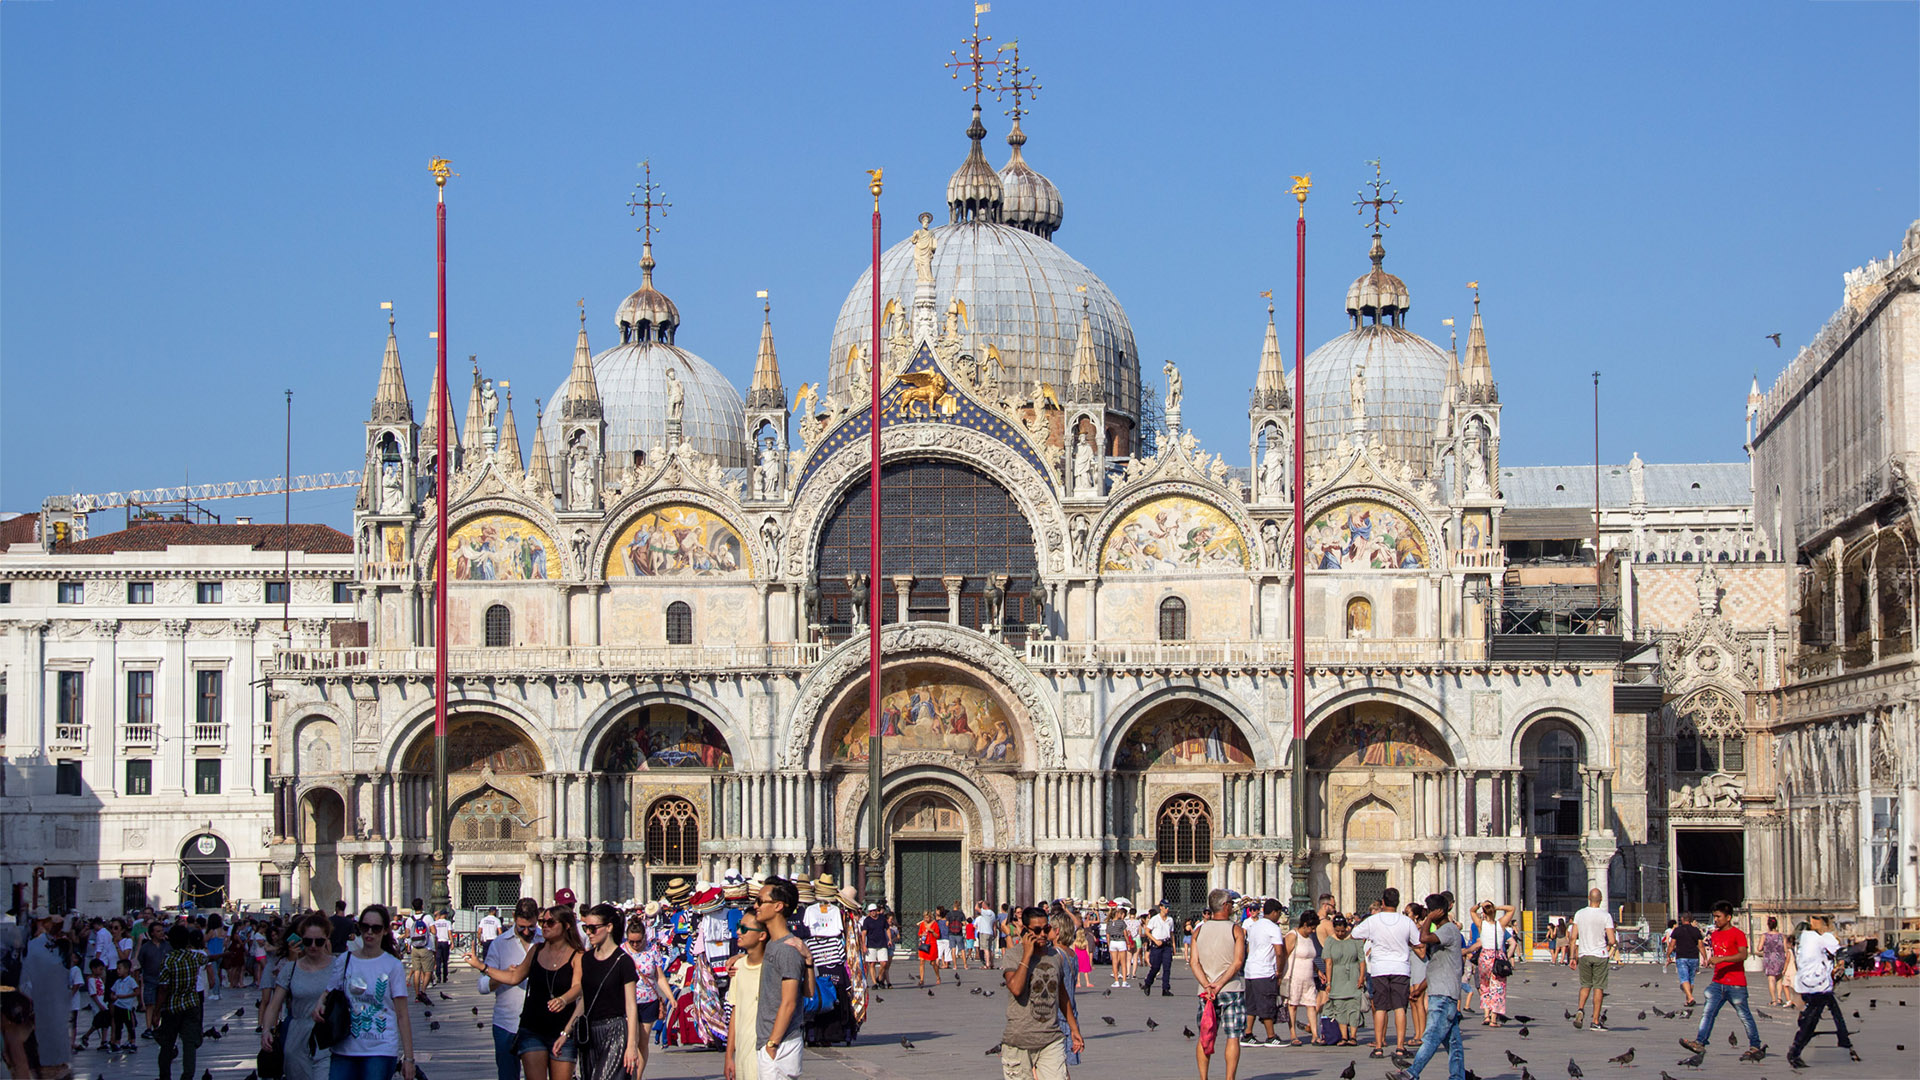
[264, 102, 1676, 925]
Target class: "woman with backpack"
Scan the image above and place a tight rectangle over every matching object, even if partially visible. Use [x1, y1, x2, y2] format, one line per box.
[1468, 901, 1515, 1026]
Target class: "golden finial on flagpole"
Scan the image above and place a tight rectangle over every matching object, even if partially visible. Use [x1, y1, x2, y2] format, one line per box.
[429, 157, 456, 187]
[1290, 173, 1312, 216]
[867, 168, 883, 208]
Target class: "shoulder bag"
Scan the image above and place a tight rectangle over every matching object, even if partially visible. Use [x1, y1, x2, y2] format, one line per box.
[1490, 928, 1514, 978]
[314, 954, 353, 1051]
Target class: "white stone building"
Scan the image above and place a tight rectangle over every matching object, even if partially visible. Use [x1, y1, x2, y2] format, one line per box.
[0, 520, 353, 914]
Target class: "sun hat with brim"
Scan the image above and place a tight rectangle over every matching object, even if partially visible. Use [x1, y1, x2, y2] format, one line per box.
[836, 885, 861, 910]
[661, 877, 695, 905]
[689, 887, 725, 914]
[794, 877, 815, 903]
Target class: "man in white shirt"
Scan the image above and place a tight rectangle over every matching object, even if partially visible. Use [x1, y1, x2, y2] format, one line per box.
[1785, 913, 1855, 1069]
[1239, 900, 1287, 1046]
[433, 909, 455, 983]
[477, 908, 502, 947]
[973, 903, 999, 967]
[1568, 888, 1616, 1030]
[1353, 887, 1422, 1055]
[91, 919, 118, 972]
[1140, 901, 1177, 997]
[479, 902, 538, 1080]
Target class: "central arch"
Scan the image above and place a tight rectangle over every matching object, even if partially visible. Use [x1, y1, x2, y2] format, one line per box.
[783, 622, 1065, 768]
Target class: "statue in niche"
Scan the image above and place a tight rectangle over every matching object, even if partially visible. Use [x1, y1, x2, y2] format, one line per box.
[570, 528, 590, 572]
[910, 211, 938, 285]
[1260, 434, 1287, 500]
[845, 572, 869, 627]
[1073, 430, 1098, 494]
[754, 438, 783, 500]
[1261, 519, 1283, 568]
[664, 366, 685, 424]
[380, 461, 407, 514]
[1069, 515, 1090, 565]
[567, 444, 596, 510]
[759, 518, 782, 573]
[1463, 418, 1489, 493]
[1163, 359, 1183, 410]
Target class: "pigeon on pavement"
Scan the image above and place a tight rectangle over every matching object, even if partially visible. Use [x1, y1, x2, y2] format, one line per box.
[1569, 1058, 1585, 1078]
[1608, 1048, 1635, 1066]
[1339, 1061, 1356, 1080]
[901, 1037, 916, 1050]
[1507, 1050, 1528, 1067]
[1100, 1016, 1115, 1026]
[985, 1043, 1001, 1055]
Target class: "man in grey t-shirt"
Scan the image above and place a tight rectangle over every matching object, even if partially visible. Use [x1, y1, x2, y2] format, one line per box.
[1390, 894, 1468, 1080]
[1000, 906, 1083, 1080]
[754, 878, 809, 1080]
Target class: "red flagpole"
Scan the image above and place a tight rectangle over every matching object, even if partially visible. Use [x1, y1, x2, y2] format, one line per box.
[431, 160, 452, 914]
[864, 171, 885, 906]
[1289, 177, 1310, 909]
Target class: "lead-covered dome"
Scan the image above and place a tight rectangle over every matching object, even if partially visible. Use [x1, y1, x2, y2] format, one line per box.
[998, 119, 1062, 240]
[1301, 233, 1451, 476]
[545, 249, 748, 469]
[826, 223, 1140, 420]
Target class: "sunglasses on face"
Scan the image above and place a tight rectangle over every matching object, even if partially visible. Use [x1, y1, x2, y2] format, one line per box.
[302, 936, 330, 946]
[583, 923, 607, 934]
[515, 924, 536, 934]
[359, 923, 386, 932]
[538, 918, 559, 927]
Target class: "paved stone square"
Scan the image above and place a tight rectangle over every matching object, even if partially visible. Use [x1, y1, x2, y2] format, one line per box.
[75, 962, 1915, 1080]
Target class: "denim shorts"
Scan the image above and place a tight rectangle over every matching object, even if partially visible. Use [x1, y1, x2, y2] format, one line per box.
[1675, 958, 1700, 985]
[510, 1028, 578, 1063]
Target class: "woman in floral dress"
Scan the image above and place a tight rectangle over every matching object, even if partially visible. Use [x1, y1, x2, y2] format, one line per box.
[1469, 901, 1515, 1026]
[1761, 916, 1789, 1006]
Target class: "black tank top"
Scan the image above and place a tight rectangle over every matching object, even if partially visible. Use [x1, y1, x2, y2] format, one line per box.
[519, 943, 576, 1041]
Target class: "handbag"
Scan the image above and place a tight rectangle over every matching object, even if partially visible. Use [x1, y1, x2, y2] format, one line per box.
[256, 1018, 288, 1080]
[1491, 951, 1514, 979]
[315, 955, 352, 1050]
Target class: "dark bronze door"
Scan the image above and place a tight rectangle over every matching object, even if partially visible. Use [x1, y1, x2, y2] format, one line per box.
[895, 840, 964, 919]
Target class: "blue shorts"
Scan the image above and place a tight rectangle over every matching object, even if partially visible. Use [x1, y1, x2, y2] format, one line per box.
[510, 1028, 577, 1063]
[1676, 958, 1700, 985]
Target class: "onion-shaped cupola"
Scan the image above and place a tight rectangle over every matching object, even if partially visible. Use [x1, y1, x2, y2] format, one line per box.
[947, 105, 1004, 224]
[1345, 231, 1412, 328]
[998, 117, 1062, 240]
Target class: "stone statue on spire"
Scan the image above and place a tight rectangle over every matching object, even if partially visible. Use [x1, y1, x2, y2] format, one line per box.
[1350, 363, 1368, 427]
[911, 212, 938, 286]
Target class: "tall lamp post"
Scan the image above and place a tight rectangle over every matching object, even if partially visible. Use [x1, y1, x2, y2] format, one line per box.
[862, 169, 887, 911]
[1288, 173, 1312, 913]
[429, 157, 454, 916]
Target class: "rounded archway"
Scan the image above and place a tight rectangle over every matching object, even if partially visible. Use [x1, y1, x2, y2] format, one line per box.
[1306, 701, 1453, 902]
[1308, 702, 1453, 770]
[886, 784, 974, 919]
[400, 715, 545, 904]
[298, 788, 346, 911]
[1112, 700, 1255, 771]
[820, 663, 1023, 769]
[180, 833, 231, 910]
[595, 704, 734, 772]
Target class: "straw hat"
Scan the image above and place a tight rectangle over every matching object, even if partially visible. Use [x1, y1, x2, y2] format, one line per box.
[813, 873, 838, 898]
[794, 876, 815, 903]
[643, 900, 663, 918]
[661, 877, 695, 906]
[836, 885, 861, 911]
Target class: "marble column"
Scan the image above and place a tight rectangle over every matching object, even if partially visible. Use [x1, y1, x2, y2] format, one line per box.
[944, 576, 965, 625]
[891, 575, 913, 624]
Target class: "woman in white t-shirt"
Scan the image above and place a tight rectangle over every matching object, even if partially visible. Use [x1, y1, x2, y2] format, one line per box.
[320, 904, 417, 1080]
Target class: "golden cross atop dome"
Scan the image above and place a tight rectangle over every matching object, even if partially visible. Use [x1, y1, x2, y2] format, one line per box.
[1353, 159, 1402, 231]
[993, 39, 1040, 124]
[627, 160, 671, 247]
[946, 3, 1001, 106]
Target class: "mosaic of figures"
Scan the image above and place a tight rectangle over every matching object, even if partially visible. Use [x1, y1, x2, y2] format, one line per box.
[446, 514, 556, 581]
[1307, 501, 1428, 570]
[405, 717, 543, 774]
[607, 504, 750, 578]
[1112, 702, 1254, 769]
[1461, 511, 1493, 550]
[826, 667, 1018, 766]
[1311, 704, 1448, 768]
[595, 705, 734, 771]
[1100, 496, 1249, 572]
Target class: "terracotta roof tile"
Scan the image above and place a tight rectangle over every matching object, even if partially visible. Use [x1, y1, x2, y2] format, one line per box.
[57, 522, 354, 555]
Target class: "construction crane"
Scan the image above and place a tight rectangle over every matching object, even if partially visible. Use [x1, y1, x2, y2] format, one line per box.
[51, 471, 364, 515]
[38, 471, 363, 545]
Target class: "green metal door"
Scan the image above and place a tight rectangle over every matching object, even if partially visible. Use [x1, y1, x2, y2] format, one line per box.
[1161, 872, 1210, 927]
[895, 840, 963, 918]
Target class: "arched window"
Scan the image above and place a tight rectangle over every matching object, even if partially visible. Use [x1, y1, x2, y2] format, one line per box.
[1156, 795, 1212, 865]
[1676, 688, 1744, 773]
[451, 787, 525, 845]
[484, 604, 511, 647]
[1521, 722, 1585, 836]
[1158, 597, 1188, 641]
[645, 797, 699, 867]
[665, 602, 693, 645]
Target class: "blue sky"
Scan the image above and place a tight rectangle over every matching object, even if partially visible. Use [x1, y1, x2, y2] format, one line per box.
[4, 1, 1915, 530]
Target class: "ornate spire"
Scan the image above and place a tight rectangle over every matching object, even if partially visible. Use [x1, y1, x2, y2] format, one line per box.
[497, 386, 524, 471]
[1345, 160, 1410, 327]
[618, 161, 680, 344]
[948, 104, 1004, 224]
[1253, 300, 1289, 408]
[460, 359, 485, 457]
[748, 293, 785, 409]
[994, 40, 1061, 239]
[419, 363, 445, 453]
[371, 306, 412, 423]
[1462, 283, 1496, 398]
[1068, 294, 1101, 400]
[527, 400, 552, 495]
[560, 302, 603, 422]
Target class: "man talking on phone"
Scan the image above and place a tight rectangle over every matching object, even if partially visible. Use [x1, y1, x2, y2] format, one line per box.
[999, 907, 1083, 1080]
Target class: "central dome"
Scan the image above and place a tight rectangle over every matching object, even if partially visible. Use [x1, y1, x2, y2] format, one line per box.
[826, 222, 1140, 420]
[1301, 233, 1453, 477]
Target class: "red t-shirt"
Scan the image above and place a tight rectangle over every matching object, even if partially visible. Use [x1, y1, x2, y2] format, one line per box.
[1709, 926, 1748, 986]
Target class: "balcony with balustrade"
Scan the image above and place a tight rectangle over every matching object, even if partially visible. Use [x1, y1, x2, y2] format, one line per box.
[271, 641, 827, 679]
